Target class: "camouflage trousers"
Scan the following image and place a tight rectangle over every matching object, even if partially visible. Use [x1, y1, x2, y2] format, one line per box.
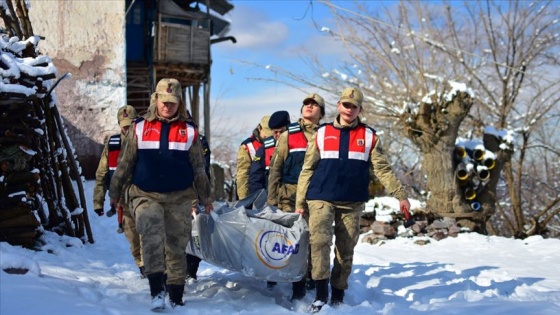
[122, 208, 142, 268]
[277, 202, 295, 212]
[120, 186, 142, 268]
[307, 200, 363, 290]
[277, 201, 313, 284]
[129, 184, 194, 286]
[276, 183, 297, 212]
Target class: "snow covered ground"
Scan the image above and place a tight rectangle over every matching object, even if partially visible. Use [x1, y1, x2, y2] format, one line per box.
[1, 180, 560, 314]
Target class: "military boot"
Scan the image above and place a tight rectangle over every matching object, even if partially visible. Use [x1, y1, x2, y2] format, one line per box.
[308, 279, 328, 313]
[147, 272, 166, 311]
[306, 269, 315, 291]
[186, 254, 200, 282]
[291, 278, 306, 302]
[167, 284, 185, 308]
[330, 286, 344, 306]
[306, 278, 316, 291]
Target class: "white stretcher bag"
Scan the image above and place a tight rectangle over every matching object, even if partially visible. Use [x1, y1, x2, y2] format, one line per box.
[186, 199, 309, 282]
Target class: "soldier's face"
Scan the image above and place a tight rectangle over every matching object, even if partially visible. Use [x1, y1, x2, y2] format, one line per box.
[302, 101, 322, 123]
[337, 102, 361, 125]
[271, 127, 287, 140]
[156, 99, 179, 119]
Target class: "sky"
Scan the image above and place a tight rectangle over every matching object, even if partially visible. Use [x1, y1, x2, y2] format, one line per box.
[209, 0, 358, 144]
[2, 180, 560, 315]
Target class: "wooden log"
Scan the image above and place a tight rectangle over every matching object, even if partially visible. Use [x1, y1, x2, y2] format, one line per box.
[0, 91, 30, 99]
[2, 180, 39, 196]
[0, 230, 37, 248]
[17, 76, 36, 88]
[0, 123, 43, 136]
[15, 0, 34, 40]
[20, 71, 56, 80]
[4, 171, 40, 186]
[59, 163, 79, 211]
[51, 101, 93, 243]
[0, 135, 35, 148]
[30, 99, 60, 228]
[0, 211, 40, 229]
[0, 105, 35, 121]
[0, 195, 25, 210]
[40, 96, 73, 235]
[1, 165, 10, 178]
[0, 203, 30, 220]
[0, 0, 23, 38]
[0, 100, 34, 110]
[0, 97, 29, 107]
[0, 117, 40, 128]
[0, 225, 37, 238]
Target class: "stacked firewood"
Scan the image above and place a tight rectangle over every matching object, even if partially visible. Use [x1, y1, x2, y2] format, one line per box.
[0, 0, 92, 248]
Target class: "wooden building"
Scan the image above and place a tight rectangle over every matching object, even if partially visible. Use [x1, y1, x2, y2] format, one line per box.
[126, 0, 235, 141]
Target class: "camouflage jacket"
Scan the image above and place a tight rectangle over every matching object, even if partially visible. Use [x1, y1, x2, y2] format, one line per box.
[109, 100, 213, 205]
[295, 115, 407, 210]
[93, 133, 125, 210]
[267, 118, 318, 207]
[235, 127, 264, 200]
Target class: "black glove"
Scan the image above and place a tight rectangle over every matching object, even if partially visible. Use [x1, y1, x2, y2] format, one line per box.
[106, 206, 117, 217]
[94, 208, 104, 216]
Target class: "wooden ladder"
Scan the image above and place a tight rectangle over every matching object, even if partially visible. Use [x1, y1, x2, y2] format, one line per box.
[126, 63, 152, 114]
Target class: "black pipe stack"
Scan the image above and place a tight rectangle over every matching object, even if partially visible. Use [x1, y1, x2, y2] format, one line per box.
[454, 144, 496, 212]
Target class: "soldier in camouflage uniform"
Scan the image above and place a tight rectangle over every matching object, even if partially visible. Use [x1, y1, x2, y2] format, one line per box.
[93, 105, 144, 277]
[268, 94, 324, 211]
[248, 110, 290, 195]
[267, 93, 324, 300]
[109, 78, 213, 311]
[295, 87, 411, 313]
[235, 115, 273, 200]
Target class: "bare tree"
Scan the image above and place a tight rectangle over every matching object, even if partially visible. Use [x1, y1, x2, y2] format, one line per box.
[243, 0, 560, 236]
[207, 92, 247, 201]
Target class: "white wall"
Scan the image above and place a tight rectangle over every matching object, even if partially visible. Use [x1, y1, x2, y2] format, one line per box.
[29, 0, 126, 177]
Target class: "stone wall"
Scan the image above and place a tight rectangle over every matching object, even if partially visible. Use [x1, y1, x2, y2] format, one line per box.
[28, 1, 126, 178]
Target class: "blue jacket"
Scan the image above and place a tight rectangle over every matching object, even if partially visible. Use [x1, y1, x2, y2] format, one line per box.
[249, 136, 276, 194]
[306, 123, 376, 202]
[132, 118, 198, 192]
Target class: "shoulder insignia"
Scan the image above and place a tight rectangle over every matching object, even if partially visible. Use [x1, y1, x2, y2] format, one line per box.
[108, 134, 121, 145]
[264, 137, 276, 148]
[287, 122, 301, 134]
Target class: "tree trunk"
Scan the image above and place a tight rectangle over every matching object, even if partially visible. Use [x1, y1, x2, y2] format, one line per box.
[404, 90, 473, 213]
[423, 147, 456, 213]
[401, 89, 508, 233]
